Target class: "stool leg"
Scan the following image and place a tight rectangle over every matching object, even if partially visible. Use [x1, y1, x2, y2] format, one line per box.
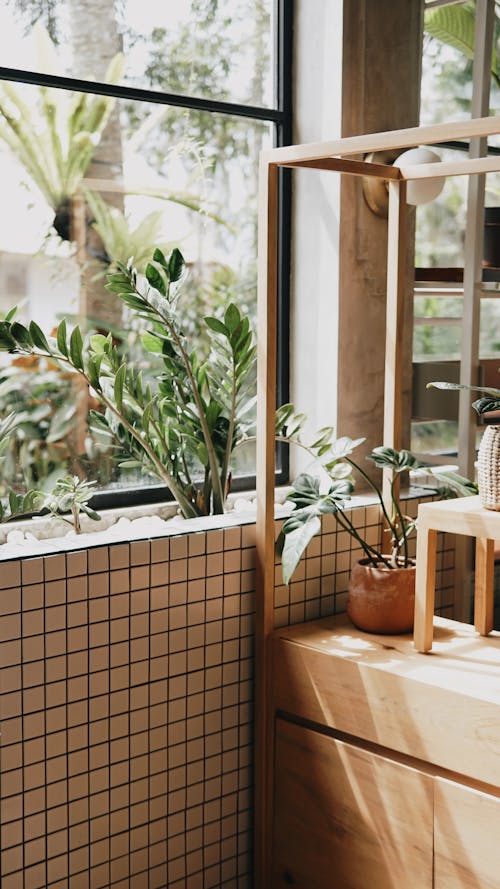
[414, 526, 437, 653]
[474, 538, 495, 635]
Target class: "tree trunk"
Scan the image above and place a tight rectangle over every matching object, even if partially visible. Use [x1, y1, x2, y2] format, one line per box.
[68, 0, 124, 333]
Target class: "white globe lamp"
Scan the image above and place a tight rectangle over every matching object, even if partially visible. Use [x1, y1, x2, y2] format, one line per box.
[394, 147, 445, 206]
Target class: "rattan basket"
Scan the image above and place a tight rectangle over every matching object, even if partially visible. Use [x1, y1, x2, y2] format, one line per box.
[477, 424, 500, 510]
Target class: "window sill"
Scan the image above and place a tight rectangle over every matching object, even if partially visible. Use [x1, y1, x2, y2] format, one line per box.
[0, 482, 438, 562]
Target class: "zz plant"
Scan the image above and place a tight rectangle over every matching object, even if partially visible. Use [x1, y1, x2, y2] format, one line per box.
[0, 248, 256, 518]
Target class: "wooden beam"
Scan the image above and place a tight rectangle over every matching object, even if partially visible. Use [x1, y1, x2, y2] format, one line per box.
[262, 113, 500, 165]
[382, 180, 407, 518]
[255, 158, 279, 889]
[280, 156, 402, 179]
[399, 155, 500, 180]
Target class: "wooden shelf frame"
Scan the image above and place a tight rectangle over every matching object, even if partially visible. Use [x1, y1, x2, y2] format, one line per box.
[255, 113, 500, 887]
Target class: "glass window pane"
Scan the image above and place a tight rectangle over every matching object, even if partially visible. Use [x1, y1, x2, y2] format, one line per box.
[1, 0, 276, 108]
[0, 80, 272, 499]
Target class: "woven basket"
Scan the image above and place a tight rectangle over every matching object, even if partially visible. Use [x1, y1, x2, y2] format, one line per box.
[477, 424, 500, 510]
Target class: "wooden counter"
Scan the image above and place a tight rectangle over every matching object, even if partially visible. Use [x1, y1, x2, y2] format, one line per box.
[269, 615, 500, 889]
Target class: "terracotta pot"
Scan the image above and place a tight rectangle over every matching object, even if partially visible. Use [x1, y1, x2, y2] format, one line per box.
[347, 558, 415, 634]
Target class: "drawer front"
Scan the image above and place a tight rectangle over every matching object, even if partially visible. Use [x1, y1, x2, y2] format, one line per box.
[435, 777, 500, 889]
[272, 718, 433, 889]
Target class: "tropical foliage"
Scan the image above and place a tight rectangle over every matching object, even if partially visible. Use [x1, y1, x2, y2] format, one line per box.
[0, 25, 124, 228]
[427, 380, 500, 415]
[279, 438, 476, 585]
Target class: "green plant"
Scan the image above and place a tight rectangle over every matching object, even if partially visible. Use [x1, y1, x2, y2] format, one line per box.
[0, 247, 257, 518]
[427, 380, 500, 415]
[44, 475, 100, 534]
[279, 438, 476, 585]
[0, 412, 46, 522]
[425, 3, 500, 88]
[0, 24, 124, 236]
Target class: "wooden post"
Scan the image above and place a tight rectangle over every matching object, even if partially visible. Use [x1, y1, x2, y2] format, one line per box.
[255, 156, 279, 889]
[383, 179, 407, 536]
[455, 0, 495, 621]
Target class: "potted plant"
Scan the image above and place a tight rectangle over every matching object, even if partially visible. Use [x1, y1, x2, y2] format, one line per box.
[428, 380, 500, 509]
[279, 438, 476, 634]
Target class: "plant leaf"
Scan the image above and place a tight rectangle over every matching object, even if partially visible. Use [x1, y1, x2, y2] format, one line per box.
[145, 262, 167, 296]
[168, 247, 184, 283]
[69, 326, 84, 370]
[281, 515, 321, 585]
[28, 321, 50, 352]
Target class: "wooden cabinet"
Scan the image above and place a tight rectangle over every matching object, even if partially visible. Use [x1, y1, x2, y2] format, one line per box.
[269, 615, 500, 889]
[434, 778, 500, 889]
[272, 719, 433, 889]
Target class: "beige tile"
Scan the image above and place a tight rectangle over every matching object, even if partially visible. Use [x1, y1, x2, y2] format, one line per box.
[67, 575, 88, 603]
[151, 562, 169, 588]
[224, 527, 241, 550]
[0, 562, 21, 590]
[0, 587, 20, 616]
[45, 579, 66, 606]
[130, 539, 150, 565]
[88, 547, 109, 573]
[110, 569, 129, 596]
[109, 544, 129, 570]
[170, 536, 188, 560]
[241, 523, 256, 548]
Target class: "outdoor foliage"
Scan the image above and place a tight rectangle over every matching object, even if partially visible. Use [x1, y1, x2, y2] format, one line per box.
[0, 25, 124, 231]
[0, 248, 258, 518]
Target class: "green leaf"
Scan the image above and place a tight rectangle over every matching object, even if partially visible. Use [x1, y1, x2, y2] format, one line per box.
[473, 397, 500, 415]
[87, 354, 103, 391]
[281, 514, 321, 585]
[168, 247, 184, 283]
[56, 319, 68, 357]
[114, 363, 126, 413]
[141, 332, 164, 353]
[329, 436, 365, 460]
[145, 262, 167, 296]
[197, 442, 209, 465]
[10, 322, 32, 349]
[430, 468, 478, 498]
[205, 317, 229, 336]
[152, 247, 169, 270]
[368, 446, 421, 473]
[427, 380, 500, 415]
[89, 334, 108, 353]
[69, 326, 84, 370]
[28, 321, 50, 352]
[224, 303, 240, 333]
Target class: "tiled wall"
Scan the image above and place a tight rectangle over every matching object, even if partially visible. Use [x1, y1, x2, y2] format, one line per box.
[273, 496, 456, 628]
[0, 497, 456, 889]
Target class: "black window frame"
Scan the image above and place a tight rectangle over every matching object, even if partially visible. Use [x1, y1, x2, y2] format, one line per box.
[0, 0, 293, 511]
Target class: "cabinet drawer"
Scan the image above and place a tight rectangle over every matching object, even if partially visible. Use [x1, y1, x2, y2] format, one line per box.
[272, 718, 433, 889]
[435, 777, 500, 888]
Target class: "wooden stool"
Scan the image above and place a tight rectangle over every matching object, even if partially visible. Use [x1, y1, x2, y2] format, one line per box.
[414, 496, 500, 652]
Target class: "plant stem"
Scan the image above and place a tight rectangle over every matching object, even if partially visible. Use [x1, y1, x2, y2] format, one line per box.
[345, 457, 393, 528]
[221, 353, 237, 498]
[390, 476, 408, 567]
[140, 289, 225, 513]
[27, 345, 200, 519]
[334, 510, 392, 569]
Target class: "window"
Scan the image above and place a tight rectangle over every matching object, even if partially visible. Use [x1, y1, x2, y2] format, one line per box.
[0, 1, 291, 509]
[412, 1, 500, 459]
